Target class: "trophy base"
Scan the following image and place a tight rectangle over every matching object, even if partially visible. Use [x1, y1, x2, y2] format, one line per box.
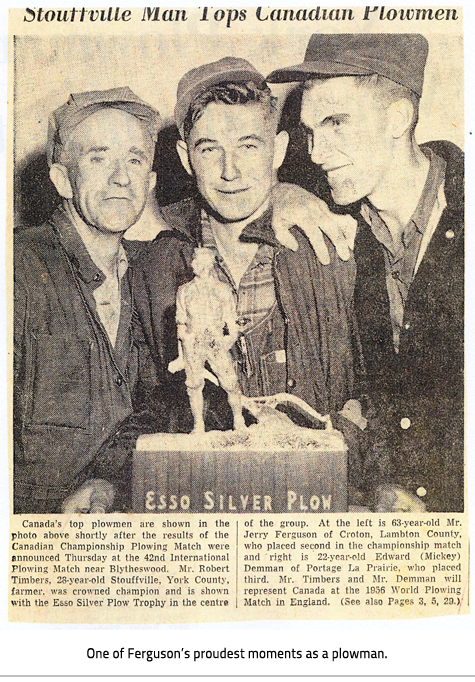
[133, 427, 348, 513]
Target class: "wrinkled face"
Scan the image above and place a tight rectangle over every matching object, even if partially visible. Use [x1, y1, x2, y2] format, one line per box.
[301, 77, 394, 205]
[181, 102, 286, 223]
[63, 108, 156, 233]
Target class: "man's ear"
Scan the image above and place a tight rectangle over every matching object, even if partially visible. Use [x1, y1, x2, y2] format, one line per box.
[388, 98, 414, 139]
[148, 170, 157, 193]
[273, 130, 290, 171]
[176, 140, 193, 176]
[49, 163, 74, 199]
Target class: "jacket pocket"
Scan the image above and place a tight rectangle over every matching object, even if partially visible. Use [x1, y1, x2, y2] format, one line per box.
[259, 349, 287, 396]
[24, 333, 92, 429]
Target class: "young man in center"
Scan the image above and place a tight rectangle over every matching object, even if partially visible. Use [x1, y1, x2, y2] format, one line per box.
[134, 58, 358, 432]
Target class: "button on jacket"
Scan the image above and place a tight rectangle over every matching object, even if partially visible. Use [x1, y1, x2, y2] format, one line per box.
[353, 141, 464, 512]
[14, 207, 141, 513]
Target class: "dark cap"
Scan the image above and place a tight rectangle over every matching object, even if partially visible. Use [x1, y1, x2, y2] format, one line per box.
[267, 33, 428, 96]
[47, 86, 161, 166]
[175, 57, 267, 137]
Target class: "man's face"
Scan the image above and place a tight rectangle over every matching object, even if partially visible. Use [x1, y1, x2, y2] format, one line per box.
[178, 103, 287, 223]
[62, 108, 156, 233]
[301, 77, 394, 206]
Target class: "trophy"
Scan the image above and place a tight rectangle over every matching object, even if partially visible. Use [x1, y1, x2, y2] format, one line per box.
[134, 248, 347, 513]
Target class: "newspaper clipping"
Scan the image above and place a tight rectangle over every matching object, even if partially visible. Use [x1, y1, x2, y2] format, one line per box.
[8, 5, 468, 625]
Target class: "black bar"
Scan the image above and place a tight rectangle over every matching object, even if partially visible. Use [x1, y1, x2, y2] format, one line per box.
[87, 646, 388, 663]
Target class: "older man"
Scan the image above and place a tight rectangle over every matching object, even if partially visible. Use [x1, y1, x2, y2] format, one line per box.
[14, 88, 160, 513]
[268, 34, 464, 511]
[133, 58, 358, 434]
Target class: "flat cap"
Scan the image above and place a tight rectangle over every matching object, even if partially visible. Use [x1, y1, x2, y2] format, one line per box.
[267, 33, 428, 96]
[47, 86, 161, 166]
[175, 57, 266, 137]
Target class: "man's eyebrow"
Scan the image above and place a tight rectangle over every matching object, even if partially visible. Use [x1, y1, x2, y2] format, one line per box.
[129, 146, 149, 159]
[320, 113, 350, 125]
[194, 137, 218, 149]
[83, 146, 109, 154]
[238, 134, 265, 143]
[81, 145, 150, 159]
[193, 134, 266, 149]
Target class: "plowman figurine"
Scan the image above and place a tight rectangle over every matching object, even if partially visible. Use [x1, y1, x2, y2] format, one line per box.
[169, 247, 245, 433]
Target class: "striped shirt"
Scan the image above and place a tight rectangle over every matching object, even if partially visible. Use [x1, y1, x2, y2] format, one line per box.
[200, 210, 277, 334]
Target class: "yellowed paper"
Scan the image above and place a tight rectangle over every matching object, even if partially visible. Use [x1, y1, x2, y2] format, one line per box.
[8, 6, 467, 626]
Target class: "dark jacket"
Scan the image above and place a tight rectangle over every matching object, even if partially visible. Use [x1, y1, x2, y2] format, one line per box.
[14, 208, 145, 513]
[132, 197, 358, 427]
[353, 141, 464, 511]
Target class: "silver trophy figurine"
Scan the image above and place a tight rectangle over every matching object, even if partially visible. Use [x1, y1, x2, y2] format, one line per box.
[169, 247, 245, 433]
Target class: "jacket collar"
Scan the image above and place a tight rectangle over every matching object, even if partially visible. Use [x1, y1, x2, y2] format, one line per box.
[50, 205, 131, 286]
[50, 205, 103, 285]
[158, 196, 202, 245]
[355, 141, 464, 241]
[239, 207, 280, 248]
[421, 140, 464, 223]
[158, 196, 280, 249]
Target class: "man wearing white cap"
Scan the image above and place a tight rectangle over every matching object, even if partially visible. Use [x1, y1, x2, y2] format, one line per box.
[14, 87, 160, 513]
[268, 34, 464, 512]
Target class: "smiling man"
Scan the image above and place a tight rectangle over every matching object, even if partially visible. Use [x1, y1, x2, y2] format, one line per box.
[14, 87, 160, 513]
[134, 58, 358, 432]
[268, 34, 464, 511]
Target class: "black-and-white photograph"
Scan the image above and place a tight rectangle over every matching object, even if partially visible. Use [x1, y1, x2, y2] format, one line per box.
[12, 26, 464, 519]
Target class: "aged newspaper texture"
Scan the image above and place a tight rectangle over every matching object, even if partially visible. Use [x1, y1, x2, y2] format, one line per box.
[8, 6, 468, 626]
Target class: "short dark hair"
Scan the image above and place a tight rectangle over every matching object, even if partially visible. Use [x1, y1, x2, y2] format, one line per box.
[183, 81, 277, 140]
[304, 74, 420, 135]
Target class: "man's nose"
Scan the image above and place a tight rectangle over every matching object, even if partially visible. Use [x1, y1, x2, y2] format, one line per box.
[109, 159, 131, 186]
[309, 130, 332, 166]
[220, 151, 240, 182]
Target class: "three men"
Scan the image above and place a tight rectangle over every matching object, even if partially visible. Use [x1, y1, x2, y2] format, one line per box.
[14, 36, 464, 514]
[133, 58, 358, 432]
[14, 88, 160, 512]
[13, 75, 356, 512]
[268, 34, 464, 511]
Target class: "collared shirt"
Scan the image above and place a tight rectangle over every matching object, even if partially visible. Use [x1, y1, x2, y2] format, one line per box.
[201, 209, 277, 333]
[361, 149, 447, 351]
[64, 204, 129, 349]
[200, 209, 287, 395]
